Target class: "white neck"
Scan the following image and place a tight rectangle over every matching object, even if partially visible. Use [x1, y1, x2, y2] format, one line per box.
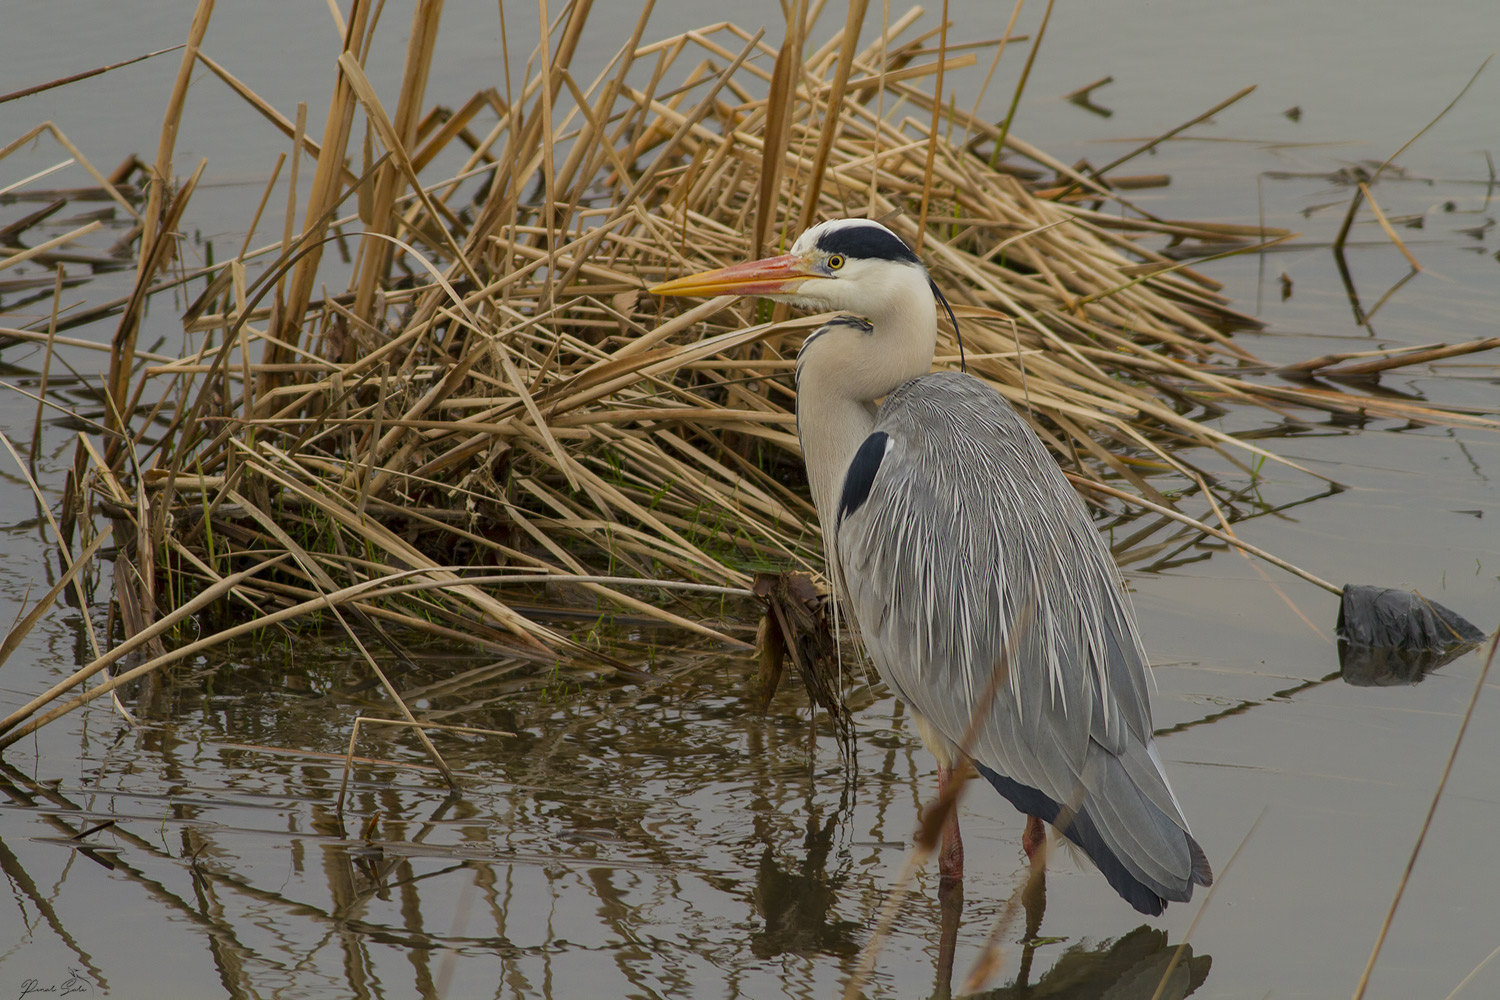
[793, 263, 937, 554]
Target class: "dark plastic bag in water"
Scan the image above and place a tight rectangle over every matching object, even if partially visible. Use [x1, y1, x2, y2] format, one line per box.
[1336, 585, 1486, 686]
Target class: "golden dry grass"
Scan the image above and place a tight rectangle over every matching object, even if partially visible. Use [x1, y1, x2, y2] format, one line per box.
[2, 1, 1497, 746]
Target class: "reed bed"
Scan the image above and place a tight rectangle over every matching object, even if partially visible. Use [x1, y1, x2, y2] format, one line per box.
[2, 1, 1497, 747]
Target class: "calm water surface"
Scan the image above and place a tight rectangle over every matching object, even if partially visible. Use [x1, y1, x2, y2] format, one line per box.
[2, 4, 1498, 998]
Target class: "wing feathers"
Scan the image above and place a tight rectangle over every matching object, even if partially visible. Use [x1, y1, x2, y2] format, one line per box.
[836, 371, 1210, 911]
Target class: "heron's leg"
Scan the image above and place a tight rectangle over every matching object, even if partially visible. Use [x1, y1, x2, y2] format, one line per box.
[936, 761, 964, 882]
[1021, 815, 1047, 866]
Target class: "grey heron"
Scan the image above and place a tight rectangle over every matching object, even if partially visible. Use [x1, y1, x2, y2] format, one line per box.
[651, 218, 1212, 915]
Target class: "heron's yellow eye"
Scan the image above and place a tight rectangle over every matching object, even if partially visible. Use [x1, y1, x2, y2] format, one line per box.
[827, 253, 846, 271]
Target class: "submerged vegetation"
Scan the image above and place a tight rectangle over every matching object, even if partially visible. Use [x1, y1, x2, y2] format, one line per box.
[0, 0, 1496, 750]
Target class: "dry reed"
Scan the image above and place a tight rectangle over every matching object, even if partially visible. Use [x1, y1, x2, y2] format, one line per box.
[2, 2, 1497, 745]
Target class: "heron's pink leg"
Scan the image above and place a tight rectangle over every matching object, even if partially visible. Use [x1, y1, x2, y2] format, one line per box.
[1022, 814, 1047, 866]
[936, 761, 964, 882]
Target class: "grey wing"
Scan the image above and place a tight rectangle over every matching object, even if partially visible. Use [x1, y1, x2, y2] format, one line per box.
[835, 372, 1208, 906]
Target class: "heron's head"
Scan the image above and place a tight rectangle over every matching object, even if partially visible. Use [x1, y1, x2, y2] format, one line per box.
[649, 218, 929, 318]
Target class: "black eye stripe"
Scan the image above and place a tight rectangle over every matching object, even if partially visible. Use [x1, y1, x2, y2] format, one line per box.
[813, 222, 921, 265]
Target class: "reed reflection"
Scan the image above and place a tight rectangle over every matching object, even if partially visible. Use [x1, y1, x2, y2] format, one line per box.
[749, 798, 861, 959]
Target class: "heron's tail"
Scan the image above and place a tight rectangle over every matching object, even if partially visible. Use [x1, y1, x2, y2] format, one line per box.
[973, 759, 1212, 916]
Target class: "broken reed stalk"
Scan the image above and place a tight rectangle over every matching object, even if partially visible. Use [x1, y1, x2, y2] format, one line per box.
[845, 604, 1034, 1000]
[2, 3, 1498, 744]
[335, 716, 515, 815]
[0, 44, 187, 106]
[1350, 628, 1499, 1000]
[1332, 54, 1491, 254]
[104, 0, 214, 468]
[1142, 808, 1266, 1000]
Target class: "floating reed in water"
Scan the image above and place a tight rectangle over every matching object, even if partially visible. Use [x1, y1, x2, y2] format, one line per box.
[2, 2, 1497, 746]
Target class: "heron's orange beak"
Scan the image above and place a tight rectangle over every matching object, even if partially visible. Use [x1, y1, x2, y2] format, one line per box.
[649, 253, 814, 298]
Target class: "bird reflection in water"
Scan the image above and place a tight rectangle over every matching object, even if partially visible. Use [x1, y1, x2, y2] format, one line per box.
[930, 866, 1211, 1000]
[967, 926, 1211, 999]
[740, 768, 1212, 996]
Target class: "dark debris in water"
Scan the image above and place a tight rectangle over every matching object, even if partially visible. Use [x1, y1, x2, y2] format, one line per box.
[1338, 639, 1478, 686]
[753, 572, 851, 749]
[1336, 584, 1487, 685]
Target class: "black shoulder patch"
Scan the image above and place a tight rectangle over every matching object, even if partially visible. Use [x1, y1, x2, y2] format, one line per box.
[837, 431, 890, 526]
[815, 222, 921, 266]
